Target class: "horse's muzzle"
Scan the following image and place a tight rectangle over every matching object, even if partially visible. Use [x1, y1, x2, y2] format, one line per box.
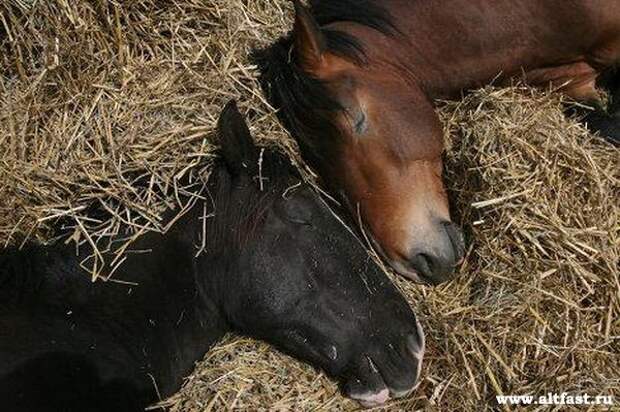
[407, 221, 465, 285]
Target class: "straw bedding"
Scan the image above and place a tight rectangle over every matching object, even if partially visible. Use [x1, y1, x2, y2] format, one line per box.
[1, 1, 618, 411]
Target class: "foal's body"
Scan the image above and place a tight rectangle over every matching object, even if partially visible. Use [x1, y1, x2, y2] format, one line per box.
[0, 224, 222, 410]
[0, 103, 424, 411]
[258, 0, 620, 285]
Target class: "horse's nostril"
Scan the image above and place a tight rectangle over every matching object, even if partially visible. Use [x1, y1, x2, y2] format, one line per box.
[409, 250, 459, 285]
[407, 222, 464, 285]
[409, 253, 443, 285]
[442, 221, 466, 261]
[410, 253, 431, 275]
[408, 320, 425, 363]
[407, 330, 425, 394]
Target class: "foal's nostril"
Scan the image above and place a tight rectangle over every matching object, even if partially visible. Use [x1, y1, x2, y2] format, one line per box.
[410, 253, 431, 275]
[407, 327, 425, 393]
[407, 333, 423, 355]
[410, 319, 425, 365]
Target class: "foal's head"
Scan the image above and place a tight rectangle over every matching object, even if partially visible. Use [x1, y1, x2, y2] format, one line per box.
[203, 101, 424, 406]
[256, 1, 465, 284]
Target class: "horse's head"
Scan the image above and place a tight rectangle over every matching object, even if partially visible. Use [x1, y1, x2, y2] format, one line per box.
[206, 101, 424, 407]
[257, 1, 465, 285]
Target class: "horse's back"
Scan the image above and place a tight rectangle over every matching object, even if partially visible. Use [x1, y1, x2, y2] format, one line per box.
[373, 0, 620, 97]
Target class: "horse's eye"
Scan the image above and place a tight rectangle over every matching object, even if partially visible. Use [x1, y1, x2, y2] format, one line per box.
[352, 109, 368, 135]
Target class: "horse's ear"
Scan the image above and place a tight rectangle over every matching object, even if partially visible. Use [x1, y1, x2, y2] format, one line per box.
[217, 100, 259, 175]
[292, 0, 326, 71]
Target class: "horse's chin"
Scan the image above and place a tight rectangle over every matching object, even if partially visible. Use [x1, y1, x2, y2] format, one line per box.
[387, 259, 427, 284]
[367, 233, 427, 284]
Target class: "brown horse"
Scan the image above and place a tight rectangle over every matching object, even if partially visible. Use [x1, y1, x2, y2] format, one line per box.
[256, 0, 620, 285]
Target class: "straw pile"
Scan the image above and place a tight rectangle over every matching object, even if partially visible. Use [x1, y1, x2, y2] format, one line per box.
[2, 1, 618, 411]
[1, 0, 296, 274]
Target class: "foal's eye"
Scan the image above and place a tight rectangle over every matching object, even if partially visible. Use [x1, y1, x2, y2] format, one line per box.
[278, 195, 315, 227]
[288, 217, 313, 226]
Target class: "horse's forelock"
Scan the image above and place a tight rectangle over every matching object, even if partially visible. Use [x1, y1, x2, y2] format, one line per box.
[253, 0, 397, 164]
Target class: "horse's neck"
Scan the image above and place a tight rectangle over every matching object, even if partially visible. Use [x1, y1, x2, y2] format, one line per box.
[367, 0, 605, 98]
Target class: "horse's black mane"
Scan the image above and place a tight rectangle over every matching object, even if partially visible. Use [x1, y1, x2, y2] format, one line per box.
[253, 0, 396, 164]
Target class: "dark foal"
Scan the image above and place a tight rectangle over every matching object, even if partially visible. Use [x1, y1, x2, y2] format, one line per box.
[0, 102, 424, 411]
[256, 0, 620, 285]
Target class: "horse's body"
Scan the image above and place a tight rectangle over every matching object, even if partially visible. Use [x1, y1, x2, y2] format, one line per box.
[368, 0, 620, 102]
[0, 103, 424, 411]
[257, 0, 620, 285]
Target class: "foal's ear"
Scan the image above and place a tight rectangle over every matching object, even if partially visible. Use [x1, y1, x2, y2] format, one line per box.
[217, 100, 259, 175]
[292, 0, 326, 71]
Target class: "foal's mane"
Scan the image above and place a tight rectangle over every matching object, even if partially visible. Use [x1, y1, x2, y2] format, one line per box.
[253, 0, 396, 162]
[210, 151, 301, 247]
[0, 153, 299, 294]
